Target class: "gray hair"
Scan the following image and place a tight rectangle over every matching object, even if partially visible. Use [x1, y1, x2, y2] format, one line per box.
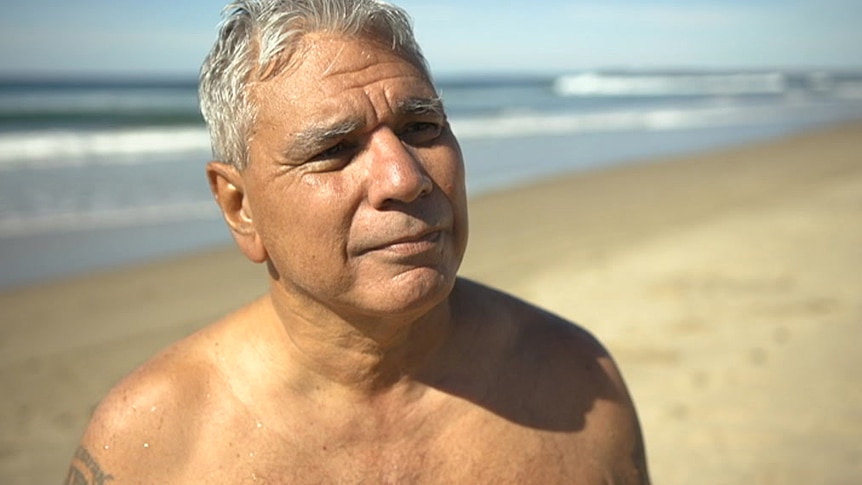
[199, 0, 430, 170]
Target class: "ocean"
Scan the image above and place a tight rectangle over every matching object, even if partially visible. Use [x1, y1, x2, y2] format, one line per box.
[2, 70, 862, 289]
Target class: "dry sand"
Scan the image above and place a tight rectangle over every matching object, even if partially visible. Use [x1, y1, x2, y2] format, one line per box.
[2, 122, 861, 484]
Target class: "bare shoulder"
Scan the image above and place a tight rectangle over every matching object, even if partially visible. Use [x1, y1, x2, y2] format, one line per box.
[452, 278, 650, 484]
[452, 277, 618, 369]
[67, 350, 205, 482]
[67, 298, 266, 483]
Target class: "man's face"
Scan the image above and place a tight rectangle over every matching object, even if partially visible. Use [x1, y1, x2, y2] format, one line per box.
[241, 33, 468, 320]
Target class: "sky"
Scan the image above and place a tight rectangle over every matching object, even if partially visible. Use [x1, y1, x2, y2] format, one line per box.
[1, 0, 861, 78]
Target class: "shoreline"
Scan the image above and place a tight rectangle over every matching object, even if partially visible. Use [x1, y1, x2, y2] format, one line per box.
[2, 117, 855, 292]
[2, 121, 861, 484]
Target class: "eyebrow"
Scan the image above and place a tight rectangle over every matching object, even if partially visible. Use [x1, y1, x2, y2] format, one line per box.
[288, 97, 445, 157]
[290, 118, 364, 157]
[397, 96, 445, 118]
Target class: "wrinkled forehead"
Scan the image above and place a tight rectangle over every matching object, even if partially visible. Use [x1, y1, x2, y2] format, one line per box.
[248, 33, 437, 125]
[251, 32, 432, 98]
[243, 32, 442, 161]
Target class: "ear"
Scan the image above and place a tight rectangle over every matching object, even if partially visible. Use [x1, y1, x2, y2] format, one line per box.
[206, 161, 268, 264]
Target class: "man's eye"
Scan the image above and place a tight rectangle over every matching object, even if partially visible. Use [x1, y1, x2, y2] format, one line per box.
[400, 122, 442, 145]
[304, 142, 356, 171]
[313, 142, 349, 160]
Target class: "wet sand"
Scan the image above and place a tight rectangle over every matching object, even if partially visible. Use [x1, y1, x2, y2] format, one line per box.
[2, 122, 861, 484]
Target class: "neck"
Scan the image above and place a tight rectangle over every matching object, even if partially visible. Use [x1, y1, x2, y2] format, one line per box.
[262, 286, 456, 397]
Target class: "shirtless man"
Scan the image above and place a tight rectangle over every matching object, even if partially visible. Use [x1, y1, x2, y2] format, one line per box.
[66, 1, 649, 483]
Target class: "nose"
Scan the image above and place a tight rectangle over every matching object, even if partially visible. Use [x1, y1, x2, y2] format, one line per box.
[365, 128, 433, 208]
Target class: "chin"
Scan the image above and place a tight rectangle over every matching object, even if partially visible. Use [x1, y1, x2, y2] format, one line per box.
[355, 266, 457, 318]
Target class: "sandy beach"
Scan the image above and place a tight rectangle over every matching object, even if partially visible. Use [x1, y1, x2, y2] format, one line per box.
[2, 122, 861, 484]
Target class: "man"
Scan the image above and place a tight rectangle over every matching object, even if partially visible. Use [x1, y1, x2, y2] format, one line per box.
[67, 0, 649, 483]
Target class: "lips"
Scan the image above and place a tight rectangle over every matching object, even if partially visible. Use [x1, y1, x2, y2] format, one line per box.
[363, 229, 443, 255]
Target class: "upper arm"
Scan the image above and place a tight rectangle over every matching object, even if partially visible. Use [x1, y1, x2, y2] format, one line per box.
[595, 354, 651, 485]
[65, 358, 202, 484]
[65, 443, 114, 485]
[538, 317, 651, 484]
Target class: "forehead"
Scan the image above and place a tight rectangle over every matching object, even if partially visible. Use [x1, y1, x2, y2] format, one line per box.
[249, 33, 436, 127]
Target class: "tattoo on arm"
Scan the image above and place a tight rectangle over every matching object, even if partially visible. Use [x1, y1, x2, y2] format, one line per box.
[65, 446, 113, 485]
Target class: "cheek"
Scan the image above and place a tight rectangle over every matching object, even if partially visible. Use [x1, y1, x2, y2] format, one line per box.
[429, 145, 467, 205]
[254, 177, 356, 270]
[431, 144, 469, 248]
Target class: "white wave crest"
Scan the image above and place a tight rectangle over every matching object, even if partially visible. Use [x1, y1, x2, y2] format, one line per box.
[554, 72, 786, 97]
[0, 127, 212, 170]
[449, 104, 787, 139]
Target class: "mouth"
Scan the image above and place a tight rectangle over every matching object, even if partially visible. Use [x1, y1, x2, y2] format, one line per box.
[366, 229, 443, 256]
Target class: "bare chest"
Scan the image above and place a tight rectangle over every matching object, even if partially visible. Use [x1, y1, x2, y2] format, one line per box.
[181, 416, 614, 485]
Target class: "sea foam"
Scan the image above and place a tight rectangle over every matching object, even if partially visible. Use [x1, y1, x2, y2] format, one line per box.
[553, 72, 787, 97]
[0, 127, 212, 170]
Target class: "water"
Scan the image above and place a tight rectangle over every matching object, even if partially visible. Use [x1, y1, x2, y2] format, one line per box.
[2, 70, 862, 289]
